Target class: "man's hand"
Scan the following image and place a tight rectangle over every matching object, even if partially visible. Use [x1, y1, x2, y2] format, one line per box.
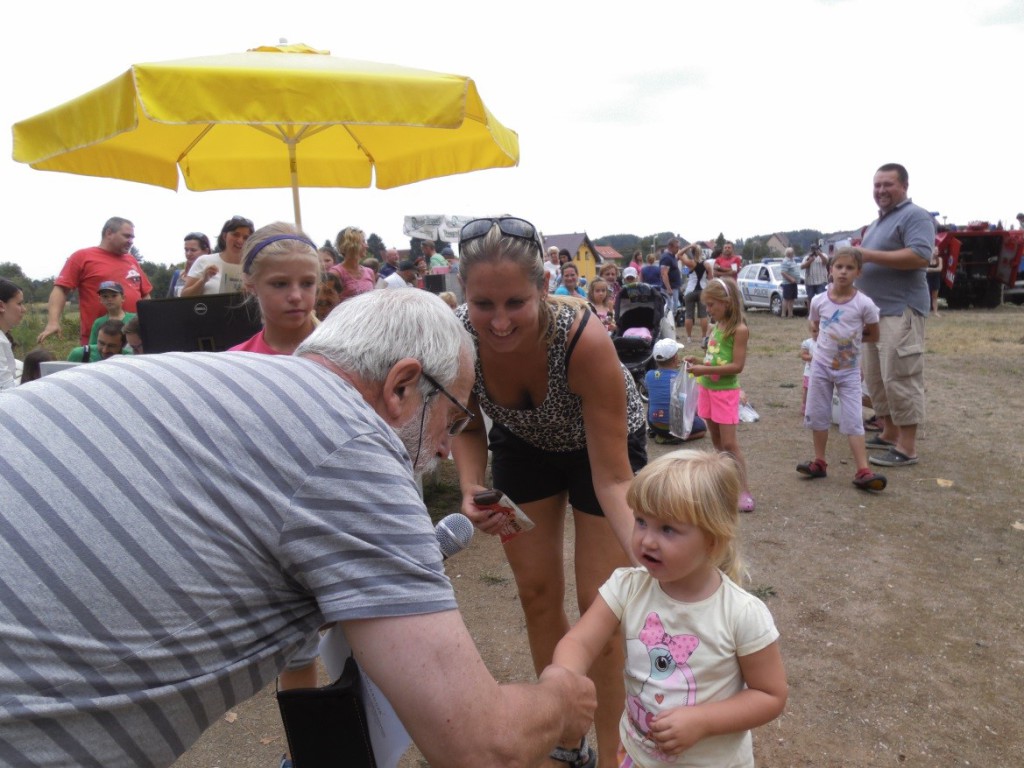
[37, 321, 62, 344]
[539, 665, 596, 746]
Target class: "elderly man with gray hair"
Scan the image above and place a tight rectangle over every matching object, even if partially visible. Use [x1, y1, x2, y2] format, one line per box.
[0, 288, 595, 768]
[780, 246, 802, 318]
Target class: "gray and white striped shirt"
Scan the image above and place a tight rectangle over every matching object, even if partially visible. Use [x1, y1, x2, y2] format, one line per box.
[0, 352, 455, 767]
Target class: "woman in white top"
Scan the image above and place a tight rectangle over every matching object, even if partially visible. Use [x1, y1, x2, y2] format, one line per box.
[0, 278, 28, 389]
[180, 216, 254, 296]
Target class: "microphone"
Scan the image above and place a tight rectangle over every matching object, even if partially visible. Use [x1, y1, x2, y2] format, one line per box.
[435, 513, 474, 560]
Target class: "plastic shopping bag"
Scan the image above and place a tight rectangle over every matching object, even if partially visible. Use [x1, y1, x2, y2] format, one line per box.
[669, 365, 698, 440]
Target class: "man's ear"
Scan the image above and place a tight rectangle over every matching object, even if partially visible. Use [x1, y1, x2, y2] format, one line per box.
[381, 357, 425, 424]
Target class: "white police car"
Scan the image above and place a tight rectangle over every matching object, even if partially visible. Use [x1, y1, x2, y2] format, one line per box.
[737, 260, 808, 315]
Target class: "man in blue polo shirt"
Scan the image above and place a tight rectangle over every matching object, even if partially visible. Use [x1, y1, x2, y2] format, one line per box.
[856, 163, 936, 468]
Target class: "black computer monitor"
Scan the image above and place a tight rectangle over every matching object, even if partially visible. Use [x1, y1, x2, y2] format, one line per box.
[137, 294, 263, 353]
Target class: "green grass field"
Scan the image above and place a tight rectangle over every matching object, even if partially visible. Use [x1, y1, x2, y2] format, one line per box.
[11, 303, 80, 362]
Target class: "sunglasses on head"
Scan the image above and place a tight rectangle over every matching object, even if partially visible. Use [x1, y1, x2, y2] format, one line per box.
[459, 217, 543, 253]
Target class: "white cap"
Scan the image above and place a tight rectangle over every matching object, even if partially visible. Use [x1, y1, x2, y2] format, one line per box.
[622, 266, 639, 279]
[653, 338, 683, 361]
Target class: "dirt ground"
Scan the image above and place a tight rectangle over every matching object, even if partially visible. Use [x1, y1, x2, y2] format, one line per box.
[172, 305, 1024, 768]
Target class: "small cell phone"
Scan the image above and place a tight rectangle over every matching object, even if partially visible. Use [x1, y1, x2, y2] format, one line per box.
[472, 489, 502, 506]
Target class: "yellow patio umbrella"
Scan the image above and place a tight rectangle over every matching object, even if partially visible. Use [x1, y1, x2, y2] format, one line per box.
[11, 43, 519, 227]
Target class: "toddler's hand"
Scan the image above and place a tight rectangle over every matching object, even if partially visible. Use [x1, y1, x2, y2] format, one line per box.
[650, 706, 708, 756]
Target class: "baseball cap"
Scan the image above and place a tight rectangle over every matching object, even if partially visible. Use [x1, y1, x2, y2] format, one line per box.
[653, 338, 683, 361]
[441, 246, 454, 257]
[398, 260, 418, 271]
[622, 266, 639, 279]
[98, 281, 124, 295]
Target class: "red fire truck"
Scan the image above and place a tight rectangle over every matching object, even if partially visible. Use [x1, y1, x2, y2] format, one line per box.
[935, 223, 1024, 308]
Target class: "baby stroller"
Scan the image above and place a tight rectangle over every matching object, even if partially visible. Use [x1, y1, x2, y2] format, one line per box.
[612, 283, 668, 400]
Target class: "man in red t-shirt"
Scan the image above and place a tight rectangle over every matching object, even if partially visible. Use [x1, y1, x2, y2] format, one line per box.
[38, 217, 153, 345]
[712, 241, 744, 278]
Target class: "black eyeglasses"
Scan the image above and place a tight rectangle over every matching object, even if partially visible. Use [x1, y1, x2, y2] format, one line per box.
[459, 217, 543, 254]
[421, 371, 474, 436]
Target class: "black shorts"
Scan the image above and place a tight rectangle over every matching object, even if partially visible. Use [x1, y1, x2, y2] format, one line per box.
[781, 282, 798, 300]
[926, 270, 941, 291]
[488, 423, 648, 516]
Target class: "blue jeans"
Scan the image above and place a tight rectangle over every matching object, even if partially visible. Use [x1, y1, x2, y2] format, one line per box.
[805, 283, 827, 300]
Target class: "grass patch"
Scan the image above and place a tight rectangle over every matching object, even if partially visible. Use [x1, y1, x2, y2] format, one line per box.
[749, 585, 777, 601]
[480, 573, 509, 586]
[11, 304, 80, 361]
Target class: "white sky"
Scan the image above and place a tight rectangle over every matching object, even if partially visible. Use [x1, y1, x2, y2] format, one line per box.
[4, 0, 1023, 279]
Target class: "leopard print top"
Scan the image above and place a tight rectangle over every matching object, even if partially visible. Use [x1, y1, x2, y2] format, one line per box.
[457, 302, 645, 453]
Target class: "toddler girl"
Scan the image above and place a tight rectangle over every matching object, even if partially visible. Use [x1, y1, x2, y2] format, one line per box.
[684, 278, 754, 511]
[553, 450, 787, 767]
[799, 331, 816, 416]
[229, 222, 319, 355]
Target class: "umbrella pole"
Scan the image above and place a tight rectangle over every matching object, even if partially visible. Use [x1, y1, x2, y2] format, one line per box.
[288, 140, 302, 229]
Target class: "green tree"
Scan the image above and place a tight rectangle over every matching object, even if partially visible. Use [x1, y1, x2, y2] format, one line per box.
[0, 263, 36, 303]
[367, 233, 385, 260]
[742, 239, 771, 262]
[141, 261, 175, 299]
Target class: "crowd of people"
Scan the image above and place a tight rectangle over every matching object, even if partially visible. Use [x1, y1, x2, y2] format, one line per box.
[0, 162, 938, 768]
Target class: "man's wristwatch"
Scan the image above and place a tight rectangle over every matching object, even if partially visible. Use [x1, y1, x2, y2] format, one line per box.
[549, 737, 594, 767]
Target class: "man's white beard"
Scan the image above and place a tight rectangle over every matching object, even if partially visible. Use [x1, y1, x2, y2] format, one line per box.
[395, 416, 440, 478]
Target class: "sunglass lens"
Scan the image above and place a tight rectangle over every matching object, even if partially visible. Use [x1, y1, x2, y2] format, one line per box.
[460, 219, 493, 243]
[497, 217, 535, 240]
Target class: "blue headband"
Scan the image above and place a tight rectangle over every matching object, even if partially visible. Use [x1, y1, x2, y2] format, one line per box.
[243, 234, 318, 274]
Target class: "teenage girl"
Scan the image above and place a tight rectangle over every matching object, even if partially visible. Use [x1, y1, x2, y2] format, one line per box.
[553, 450, 787, 767]
[1, 278, 28, 389]
[228, 222, 319, 355]
[684, 278, 755, 512]
[588, 277, 617, 333]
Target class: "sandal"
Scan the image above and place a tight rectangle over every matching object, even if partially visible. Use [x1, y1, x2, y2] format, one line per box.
[796, 458, 828, 478]
[550, 737, 596, 768]
[853, 468, 887, 491]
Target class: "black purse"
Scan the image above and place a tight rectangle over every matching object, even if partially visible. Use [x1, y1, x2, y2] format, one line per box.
[276, 656, 378, 768]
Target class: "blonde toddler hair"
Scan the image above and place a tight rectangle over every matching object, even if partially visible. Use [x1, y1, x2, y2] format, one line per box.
[627, 449, 744, 583]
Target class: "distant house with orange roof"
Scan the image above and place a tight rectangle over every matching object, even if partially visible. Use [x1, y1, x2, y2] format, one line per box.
[595, 245, 624, 266]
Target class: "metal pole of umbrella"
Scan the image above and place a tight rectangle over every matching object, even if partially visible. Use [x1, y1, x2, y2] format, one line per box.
[288, 139, 302, 230]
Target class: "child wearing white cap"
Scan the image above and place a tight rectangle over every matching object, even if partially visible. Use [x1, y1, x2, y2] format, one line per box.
[644, 338, 706, 444]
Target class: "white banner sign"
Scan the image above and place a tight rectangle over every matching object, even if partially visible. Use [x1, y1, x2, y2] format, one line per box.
[403, 214, 478, 244]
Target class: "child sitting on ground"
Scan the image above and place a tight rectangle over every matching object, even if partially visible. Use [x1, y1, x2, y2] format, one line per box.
[797, 247, 887, 491]
[645, 338, 707, 444]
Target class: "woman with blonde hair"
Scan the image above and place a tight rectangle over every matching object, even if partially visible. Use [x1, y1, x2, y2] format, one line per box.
[328, 226, 375, 302]
[452, 216, 647, 765]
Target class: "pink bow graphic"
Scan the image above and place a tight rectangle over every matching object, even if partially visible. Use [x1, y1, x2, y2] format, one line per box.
[639, 613, 699, 665]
